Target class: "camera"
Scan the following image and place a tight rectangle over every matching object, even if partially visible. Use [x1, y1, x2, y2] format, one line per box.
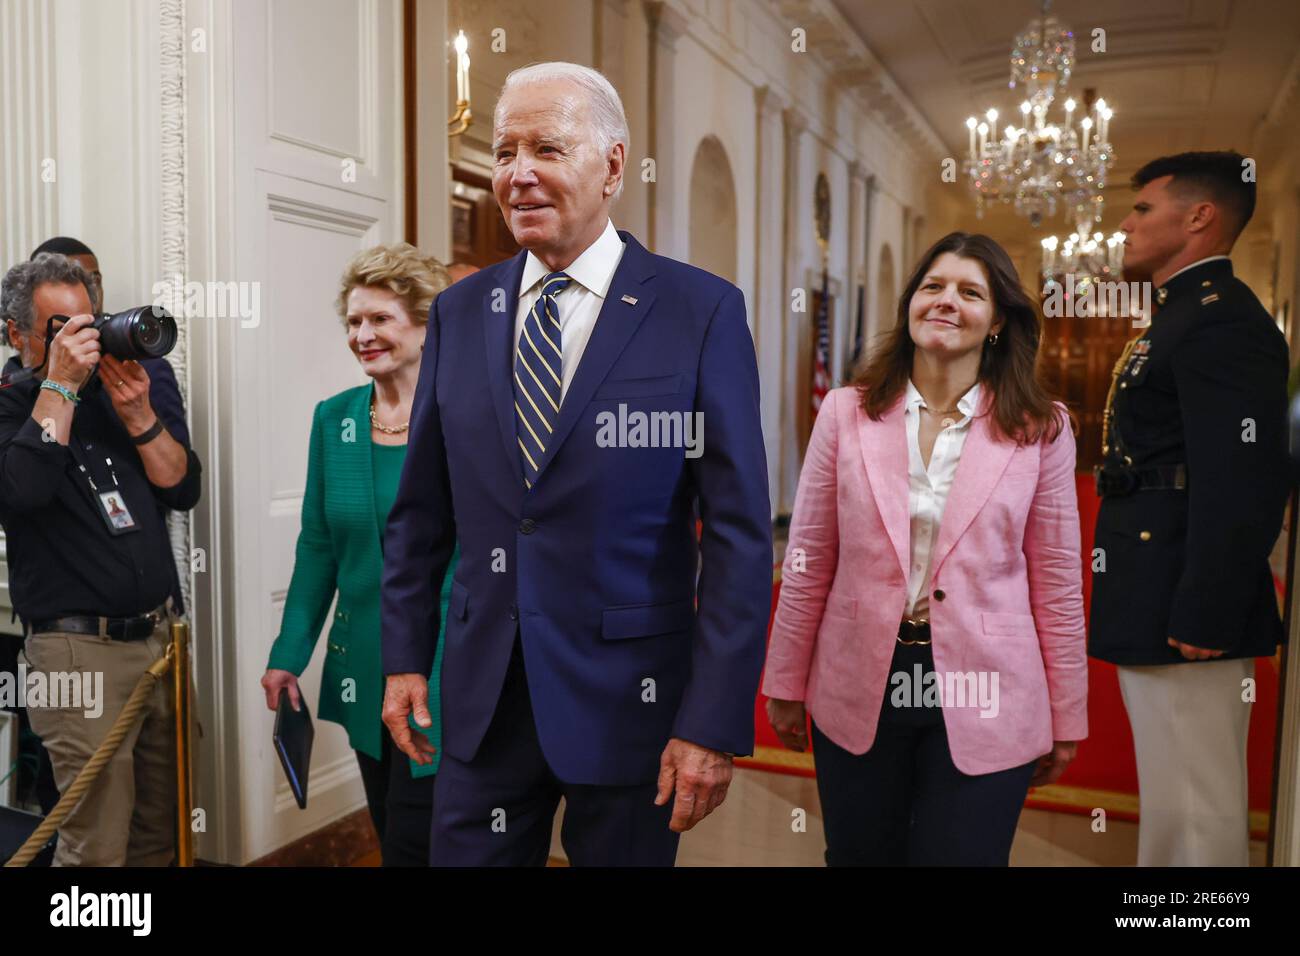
[52, 306, 178, 361]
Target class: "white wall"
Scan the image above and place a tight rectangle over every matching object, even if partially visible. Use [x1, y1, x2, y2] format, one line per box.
[0, 0, 181, 631]
[184, 0, 406, 864]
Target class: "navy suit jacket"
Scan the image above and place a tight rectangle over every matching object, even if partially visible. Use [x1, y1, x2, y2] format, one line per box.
[381, 231, 773, 786]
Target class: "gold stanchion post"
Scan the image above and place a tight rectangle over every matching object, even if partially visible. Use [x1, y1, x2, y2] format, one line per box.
[172, 620, 194, 866]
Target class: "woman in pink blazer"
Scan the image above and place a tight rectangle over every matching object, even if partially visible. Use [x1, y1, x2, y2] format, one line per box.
[764, 232, 1087, 866]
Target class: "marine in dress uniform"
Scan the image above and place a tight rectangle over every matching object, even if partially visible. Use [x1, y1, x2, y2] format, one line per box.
[1089, 255, 1290, 865]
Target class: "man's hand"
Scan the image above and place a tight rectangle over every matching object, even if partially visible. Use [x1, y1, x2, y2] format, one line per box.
[45, 313, 101, 391]
[261, 669, 302, 711]
[98, 353, 154, 433]
[654, 737, 733, 832]
[765, 697, 808, 752]
[1029, 740, 1079, 788]
[1168, 637, 1225, 661]
[382, 673, 437, 764]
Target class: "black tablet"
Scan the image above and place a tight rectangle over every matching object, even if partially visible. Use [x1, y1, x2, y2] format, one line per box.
[273, 687, 313, 809]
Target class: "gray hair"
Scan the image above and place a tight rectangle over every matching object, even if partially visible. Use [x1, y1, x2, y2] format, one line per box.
[496, 61, 629, 201]
[0, 253, 95, 346]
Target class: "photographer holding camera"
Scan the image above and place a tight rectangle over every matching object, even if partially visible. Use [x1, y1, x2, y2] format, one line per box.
[0, 253, 201, 866]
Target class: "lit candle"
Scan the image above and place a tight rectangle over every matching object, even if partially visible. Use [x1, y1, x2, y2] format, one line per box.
[1080, 116, 1092, 153]
[977, 122, 988, 155]
[1064, 97, 1075, 130]
[966, 116, 977, 161]
[454, 30, 469, 103]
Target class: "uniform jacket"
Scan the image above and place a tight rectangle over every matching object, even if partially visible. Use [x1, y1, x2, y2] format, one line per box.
[1089, 258, 1290, 665]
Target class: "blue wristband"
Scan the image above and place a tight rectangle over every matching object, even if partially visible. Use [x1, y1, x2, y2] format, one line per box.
[39, 379, 80, 404]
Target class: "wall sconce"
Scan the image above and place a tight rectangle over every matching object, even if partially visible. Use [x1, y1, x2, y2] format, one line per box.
[448, 30, 472, 137]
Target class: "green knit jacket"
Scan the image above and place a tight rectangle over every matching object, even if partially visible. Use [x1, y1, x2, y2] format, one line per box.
[266, 383, 455, 776]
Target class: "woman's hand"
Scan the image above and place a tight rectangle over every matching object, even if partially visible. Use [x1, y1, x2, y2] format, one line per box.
[261, 669, 302, 711]
[1029, 740, 1078, 787]
[766, 697, 809, 752]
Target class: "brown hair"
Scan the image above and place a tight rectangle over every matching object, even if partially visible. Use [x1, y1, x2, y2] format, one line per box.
[337, 243, 451, 326]
[853, 231, 1065, 445]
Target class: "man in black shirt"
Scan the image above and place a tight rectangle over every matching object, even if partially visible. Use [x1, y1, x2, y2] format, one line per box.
[0, 253, 201, 865]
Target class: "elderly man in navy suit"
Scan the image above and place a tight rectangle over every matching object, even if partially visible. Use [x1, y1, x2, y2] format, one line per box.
[381, 61, 772, 866]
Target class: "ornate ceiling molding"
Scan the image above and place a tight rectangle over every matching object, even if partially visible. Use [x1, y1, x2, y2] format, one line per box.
[774, 0, 947, 159]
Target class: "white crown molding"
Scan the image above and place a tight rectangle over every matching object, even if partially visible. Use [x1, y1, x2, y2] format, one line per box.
[774, 0, 947, 159]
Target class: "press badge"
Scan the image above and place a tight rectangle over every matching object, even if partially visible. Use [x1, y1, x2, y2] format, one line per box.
[73, 439, 141, 536]
[97, 489, 139, 534]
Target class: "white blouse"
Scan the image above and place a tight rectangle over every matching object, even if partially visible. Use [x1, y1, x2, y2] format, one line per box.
[903, 380, 982, 619]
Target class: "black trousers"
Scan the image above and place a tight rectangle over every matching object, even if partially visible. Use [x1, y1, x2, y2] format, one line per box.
[355, 725, 436, 867]
[811, 642, 1035, 866]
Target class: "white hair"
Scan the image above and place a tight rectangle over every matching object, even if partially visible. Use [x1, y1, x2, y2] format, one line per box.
[496, 61, 629, 201]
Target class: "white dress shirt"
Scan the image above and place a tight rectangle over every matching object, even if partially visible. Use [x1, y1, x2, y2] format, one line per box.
[903, 379, 982, 619]
[514, 218, 626, 403]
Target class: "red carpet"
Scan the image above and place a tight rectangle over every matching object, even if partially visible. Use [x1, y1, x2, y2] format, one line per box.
[742, 474, 1277, 839]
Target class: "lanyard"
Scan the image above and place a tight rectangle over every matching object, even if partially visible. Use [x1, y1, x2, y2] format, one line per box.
[72, 436, 120, 492]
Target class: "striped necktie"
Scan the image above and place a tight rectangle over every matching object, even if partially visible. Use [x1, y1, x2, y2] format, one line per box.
[514, 271, 571, 487]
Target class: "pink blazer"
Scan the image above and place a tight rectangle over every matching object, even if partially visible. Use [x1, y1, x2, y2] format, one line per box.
[762, 386, 1088, 775]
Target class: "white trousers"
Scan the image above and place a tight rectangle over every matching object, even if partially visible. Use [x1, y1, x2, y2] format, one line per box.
[1117, 658, 1254, 867]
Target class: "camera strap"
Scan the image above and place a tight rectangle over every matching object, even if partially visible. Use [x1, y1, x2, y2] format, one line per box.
[0, 319, 58, 390]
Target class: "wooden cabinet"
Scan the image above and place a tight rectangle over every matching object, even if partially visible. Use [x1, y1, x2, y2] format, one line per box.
[450, 168, 518, 267]
[1038, 306, 1134, 473]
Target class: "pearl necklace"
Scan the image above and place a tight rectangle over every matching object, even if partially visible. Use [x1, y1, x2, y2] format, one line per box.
[369, 402, 409, 434]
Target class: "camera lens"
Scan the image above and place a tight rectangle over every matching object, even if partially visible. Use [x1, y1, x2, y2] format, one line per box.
[95, 306, 177, 360]
[135, 314, 162, 349]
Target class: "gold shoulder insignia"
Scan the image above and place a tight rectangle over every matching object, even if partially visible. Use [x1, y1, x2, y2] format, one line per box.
[1201, 293, 1220, 305]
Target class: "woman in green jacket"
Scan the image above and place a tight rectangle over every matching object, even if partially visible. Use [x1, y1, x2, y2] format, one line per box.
[261, 243, 457, 866]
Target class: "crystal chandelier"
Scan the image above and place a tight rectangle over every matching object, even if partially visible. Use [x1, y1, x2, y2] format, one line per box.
[1040, 229, 1126, 307]
[961, 0, 1116, 237]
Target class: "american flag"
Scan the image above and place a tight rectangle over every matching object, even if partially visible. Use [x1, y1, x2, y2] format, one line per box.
[811, 265, 831, 416]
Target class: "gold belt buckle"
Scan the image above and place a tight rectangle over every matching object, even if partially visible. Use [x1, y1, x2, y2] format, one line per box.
[897, 617, 932, 646]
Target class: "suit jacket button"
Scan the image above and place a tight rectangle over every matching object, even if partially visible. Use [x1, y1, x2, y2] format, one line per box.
[933, 589, 946, 602]
[519, 518, 536, 534]
[509, 605, 518, 620]
[1139, 530, 1152, 541]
